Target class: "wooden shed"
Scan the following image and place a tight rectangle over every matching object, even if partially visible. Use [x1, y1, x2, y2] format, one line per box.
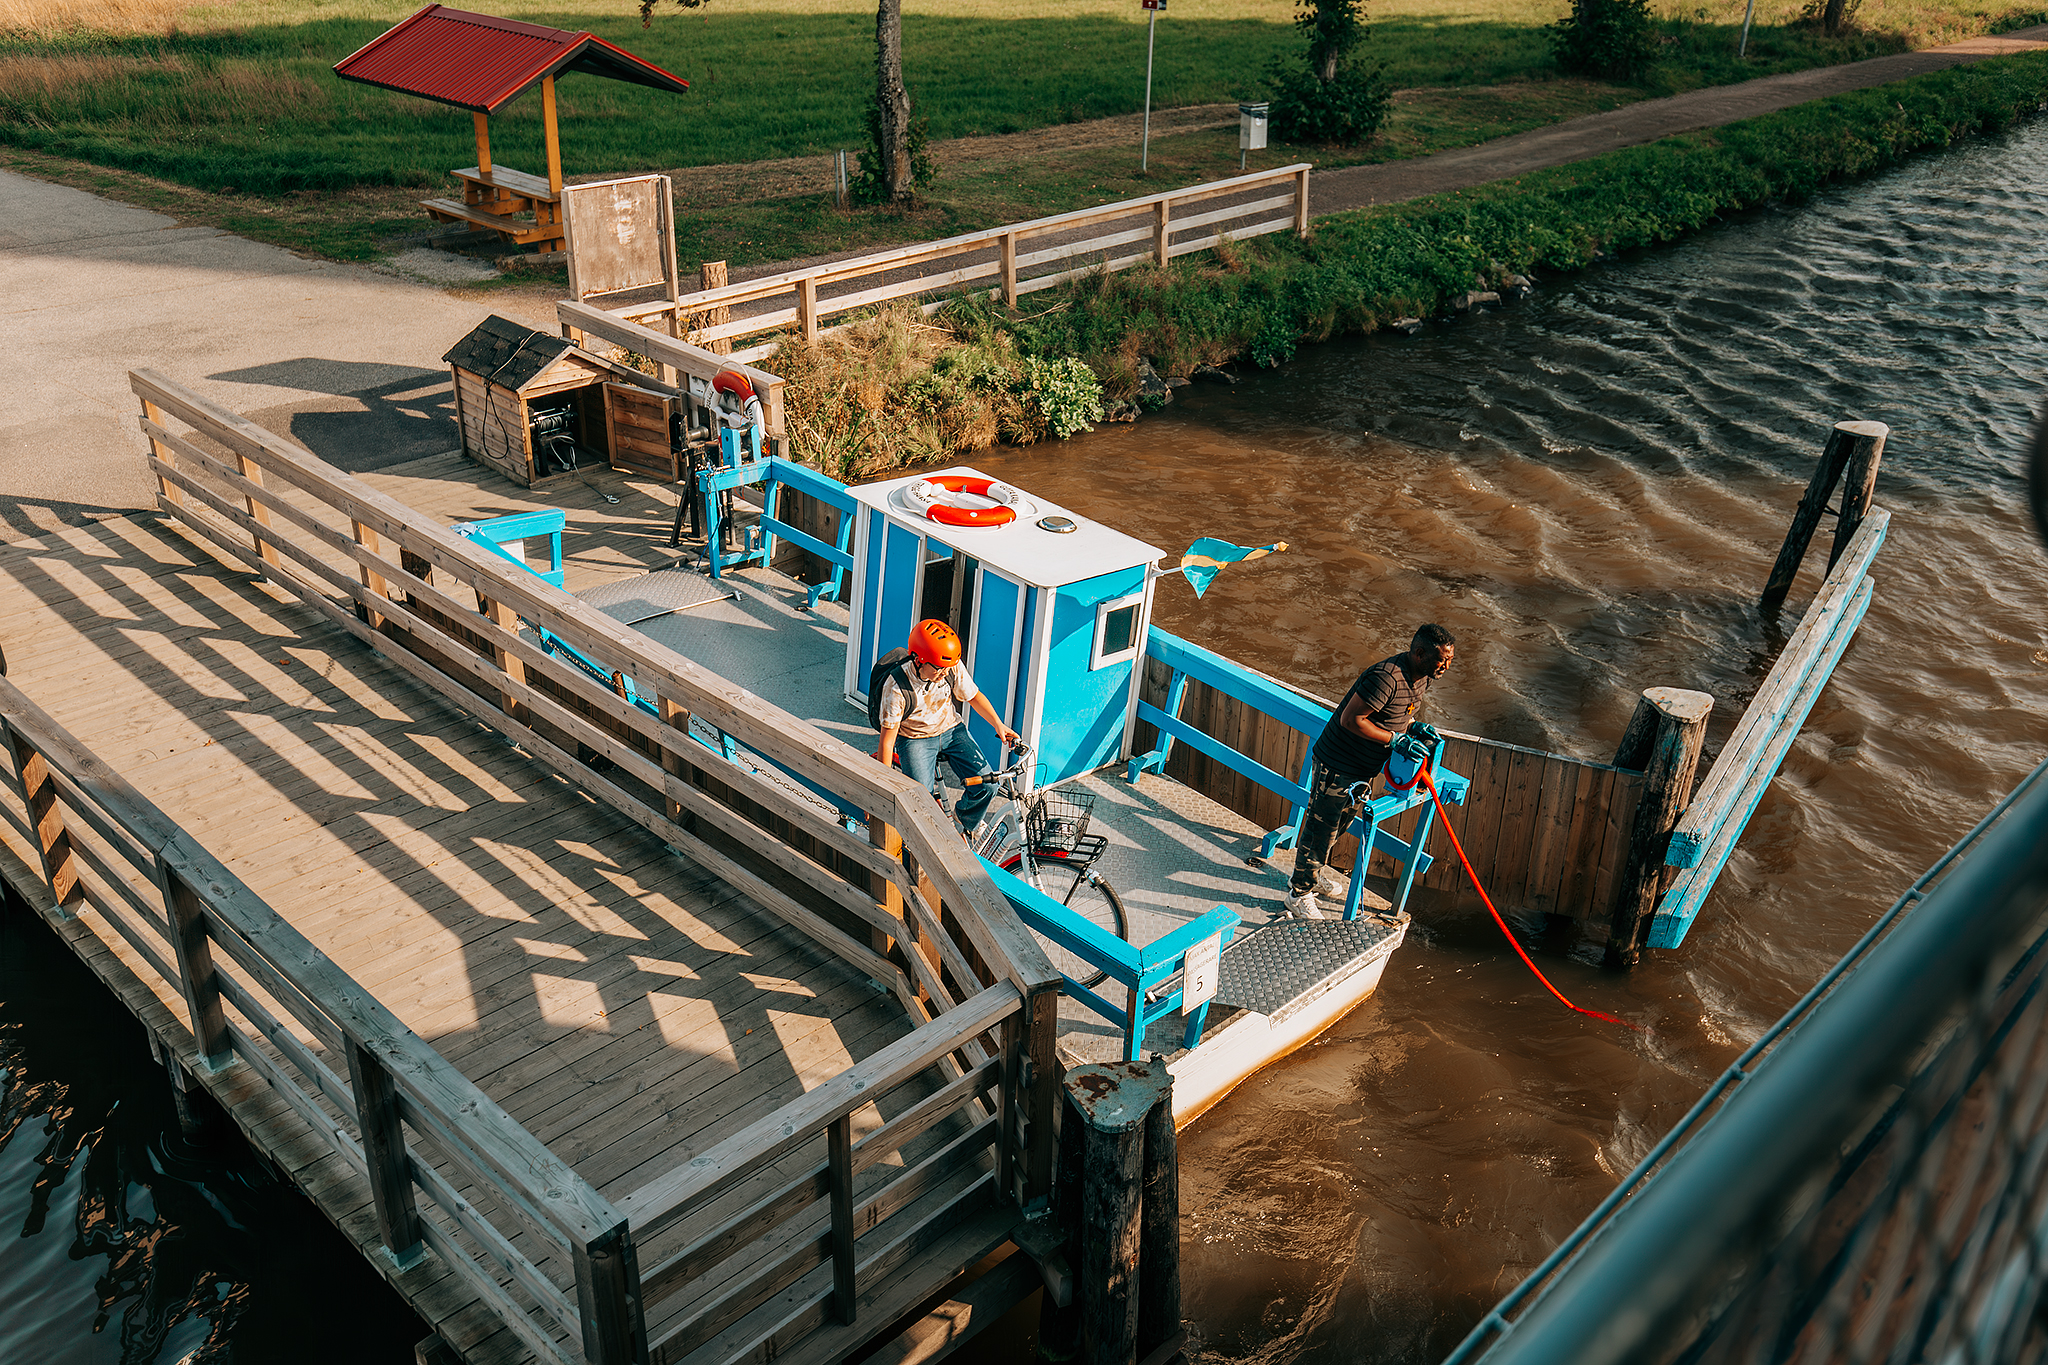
[443, 315, 678, 486]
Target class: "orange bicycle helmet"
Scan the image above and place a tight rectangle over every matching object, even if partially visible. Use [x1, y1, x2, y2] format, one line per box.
[908, 619, 962, 668]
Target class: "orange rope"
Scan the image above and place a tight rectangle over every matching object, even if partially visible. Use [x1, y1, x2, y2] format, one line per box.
[1417, 766, 1636, 1030]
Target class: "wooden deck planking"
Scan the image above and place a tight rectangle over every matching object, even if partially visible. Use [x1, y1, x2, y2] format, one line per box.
[0, 488, 924, 1360]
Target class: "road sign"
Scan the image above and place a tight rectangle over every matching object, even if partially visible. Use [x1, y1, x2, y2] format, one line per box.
[1182, 932, 1221, 1010]
[1141, 0, 1166, 9]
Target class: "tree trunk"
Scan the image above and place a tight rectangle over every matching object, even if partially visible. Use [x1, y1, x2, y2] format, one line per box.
[874, 0, 914, 202]
[1821, 0, 1849, 32]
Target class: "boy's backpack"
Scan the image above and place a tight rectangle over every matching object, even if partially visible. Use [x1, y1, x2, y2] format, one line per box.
[866, 648, 918, 731]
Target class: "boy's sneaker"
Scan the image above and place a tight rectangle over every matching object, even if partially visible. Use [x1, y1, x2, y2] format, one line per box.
[1283, 888, 1330, 920]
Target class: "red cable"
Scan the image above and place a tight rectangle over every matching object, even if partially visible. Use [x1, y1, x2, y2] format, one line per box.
[1416, 765, 1637, 1030]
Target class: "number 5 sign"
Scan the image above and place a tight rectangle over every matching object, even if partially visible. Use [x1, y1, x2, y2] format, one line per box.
[1182, 932, 1222, 1009]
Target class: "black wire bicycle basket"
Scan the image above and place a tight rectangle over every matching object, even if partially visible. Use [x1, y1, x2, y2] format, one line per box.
[1027, 786, 1098, 855]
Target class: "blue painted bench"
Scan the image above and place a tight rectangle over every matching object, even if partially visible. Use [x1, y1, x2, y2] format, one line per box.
[699, 454, 858, 612]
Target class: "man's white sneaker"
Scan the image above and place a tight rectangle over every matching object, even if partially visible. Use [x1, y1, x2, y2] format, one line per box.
[1283, 889, 1329, 920]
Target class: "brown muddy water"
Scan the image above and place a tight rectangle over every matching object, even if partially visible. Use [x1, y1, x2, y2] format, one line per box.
[2, 117, 2044, 1365]
[977, 114, 2048, 1364]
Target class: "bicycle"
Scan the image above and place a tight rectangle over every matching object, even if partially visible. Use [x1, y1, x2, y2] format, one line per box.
[959, 753, 1130, 988]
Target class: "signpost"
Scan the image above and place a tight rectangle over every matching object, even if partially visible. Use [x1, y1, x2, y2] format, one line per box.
[1182, 931, 1220, 1011]
[1140, 0, 1165, 171]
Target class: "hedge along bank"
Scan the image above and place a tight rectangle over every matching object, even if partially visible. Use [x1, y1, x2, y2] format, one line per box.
[771, 50, 2048, 476]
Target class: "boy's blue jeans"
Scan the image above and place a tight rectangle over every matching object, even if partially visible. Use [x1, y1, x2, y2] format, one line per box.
[897, 724, 995, 832]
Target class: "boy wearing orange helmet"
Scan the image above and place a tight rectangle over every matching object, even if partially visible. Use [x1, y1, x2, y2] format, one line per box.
[876, 619, 1021, 835]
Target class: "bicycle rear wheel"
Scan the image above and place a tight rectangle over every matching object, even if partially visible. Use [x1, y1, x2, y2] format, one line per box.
[1025, 862, 1128, 990]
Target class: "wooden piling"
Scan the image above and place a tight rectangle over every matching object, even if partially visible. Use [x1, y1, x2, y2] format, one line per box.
[1042, 1059, 1178, 1365]
[1759, 420, 1889, 612]
[1604, 687, 1713, 969]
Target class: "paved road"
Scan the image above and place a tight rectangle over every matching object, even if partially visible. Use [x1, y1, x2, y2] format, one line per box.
[0, 174, 559, 544]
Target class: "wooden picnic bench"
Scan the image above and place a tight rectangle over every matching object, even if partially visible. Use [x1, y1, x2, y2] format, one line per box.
[423, 163, 565, 251]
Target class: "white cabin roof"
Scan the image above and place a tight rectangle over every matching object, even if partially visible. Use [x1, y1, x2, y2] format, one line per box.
[850, 467, 1166, 589]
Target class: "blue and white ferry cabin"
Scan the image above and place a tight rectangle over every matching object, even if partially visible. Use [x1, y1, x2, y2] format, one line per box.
[464, 456, 1468, 1125]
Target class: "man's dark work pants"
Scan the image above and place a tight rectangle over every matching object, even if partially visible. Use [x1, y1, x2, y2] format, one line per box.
[1289, 751, 1388, 895]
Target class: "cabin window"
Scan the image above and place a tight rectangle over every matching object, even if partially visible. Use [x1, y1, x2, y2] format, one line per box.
[1091, 593, 1144, 670]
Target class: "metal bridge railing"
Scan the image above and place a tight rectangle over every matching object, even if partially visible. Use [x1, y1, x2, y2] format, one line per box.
[1447, 751, 2048, 1365]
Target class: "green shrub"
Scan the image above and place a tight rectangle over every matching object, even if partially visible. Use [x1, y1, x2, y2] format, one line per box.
[1269, 59, 1394, 145]
[1546, 0, 1661, 81]
[1018, 356, 1104, 439]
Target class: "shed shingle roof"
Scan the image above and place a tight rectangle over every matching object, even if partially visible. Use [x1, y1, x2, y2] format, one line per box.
[334, 5, 687, 114]
[443, 315, 575, 391]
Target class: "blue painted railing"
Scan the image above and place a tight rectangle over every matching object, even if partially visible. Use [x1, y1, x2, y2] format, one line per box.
[700, 455, 857, 611]
[984, 858, 1239, 1061]
[1648, 510, 1888, 948]
[1127, 627, 1468, 920]
[453, 509, 566, 589]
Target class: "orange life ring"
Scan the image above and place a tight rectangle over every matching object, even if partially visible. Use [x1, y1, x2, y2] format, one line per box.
[908, 474, 1020, 528]
[711, 368, 764, 428]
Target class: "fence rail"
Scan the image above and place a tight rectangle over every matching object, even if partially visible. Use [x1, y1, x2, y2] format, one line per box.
[121, 368, 1065, 1363]
[588, 164, 1311, 363]
[0, 673, 622, 1365]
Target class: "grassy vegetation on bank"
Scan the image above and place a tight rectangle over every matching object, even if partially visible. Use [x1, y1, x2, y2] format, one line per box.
[3, 0, 2040, 211]
[771, 50, 2048, 478]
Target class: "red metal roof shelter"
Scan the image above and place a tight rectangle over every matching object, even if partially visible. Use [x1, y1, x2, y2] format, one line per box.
[333, 4, 688, 113]
[334, 5, 688, 251]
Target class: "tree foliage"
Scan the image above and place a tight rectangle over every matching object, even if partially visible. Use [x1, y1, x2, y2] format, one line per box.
[1544, 0, 1660, 80]
[1269, 0, 1391, 145]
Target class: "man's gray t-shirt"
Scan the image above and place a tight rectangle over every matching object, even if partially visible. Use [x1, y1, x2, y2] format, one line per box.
[1313, 654, 1429, 774]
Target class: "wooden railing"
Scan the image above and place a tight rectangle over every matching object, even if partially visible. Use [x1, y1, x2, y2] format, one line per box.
[126, 369, 1064, 1362]
[1133, 648, 1648, 930]
[0, 674, 632, 1365]
[585, 164, 1312, 363]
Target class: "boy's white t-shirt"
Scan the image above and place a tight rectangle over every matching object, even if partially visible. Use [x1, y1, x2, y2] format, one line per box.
[879, 663, 978, 739]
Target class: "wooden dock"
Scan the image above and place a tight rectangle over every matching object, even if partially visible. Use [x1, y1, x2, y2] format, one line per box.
[0, 372, 1065, 1365]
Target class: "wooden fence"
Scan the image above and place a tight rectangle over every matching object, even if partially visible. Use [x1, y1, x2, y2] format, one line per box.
[589, 164, 1311, 364]
[122, 369, 1064, 1364]
[1134, 658, 1647, 934]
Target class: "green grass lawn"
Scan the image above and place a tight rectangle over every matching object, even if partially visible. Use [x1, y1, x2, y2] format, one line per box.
[7, 0, 2042, 191]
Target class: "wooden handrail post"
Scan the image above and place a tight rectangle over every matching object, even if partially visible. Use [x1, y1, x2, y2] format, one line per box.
[235, 451, 281, 570]
[1827, 422, 1888, 575]
[1024, 986, 1060, 1207]
[572, 1218, 649, 1365]
[997, 1007, 1024, 1204]
[141, 398, 184, 509]
[1604, 687, 1713, 969]
[658, 695, 696, 833]
[869, 816, 904, 962]
[1153, 199, 1170, 267]
[699, 260, 732, 356]
[4, 731, 80, 908]
[351, 520, 389, 630]
[346, 1040, 426, 1267]
[1760, 420, 1887, 611]
[158, 862, 232, 1069]
[1001, 231, 1018, 306]
[478, 595, 529, 725]
[1294, 164, 1311, 236]
[828, 1113, 858, 1324]
[797, 275, 819, 343]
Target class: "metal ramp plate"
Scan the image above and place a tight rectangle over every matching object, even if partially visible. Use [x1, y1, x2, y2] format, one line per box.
[1215, 919, 1401, 1022]
[576, 568, 735, 625]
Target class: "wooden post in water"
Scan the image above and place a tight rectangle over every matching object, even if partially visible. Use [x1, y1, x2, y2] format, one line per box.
[1604, 687, 1713, 969]
[1040, 1059, 1179, 1365]
[1759, 421, 1888, 612]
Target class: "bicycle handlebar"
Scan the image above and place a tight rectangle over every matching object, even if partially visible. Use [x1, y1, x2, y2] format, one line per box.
[961, 742, 1031, 787]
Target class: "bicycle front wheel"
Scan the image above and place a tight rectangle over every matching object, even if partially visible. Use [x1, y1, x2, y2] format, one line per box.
[1031, 864, 1128, 990]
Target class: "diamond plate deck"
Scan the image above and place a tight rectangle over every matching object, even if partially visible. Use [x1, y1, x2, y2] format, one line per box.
[1214, 919, 1401, 1021]
[576, 567, 736, 624]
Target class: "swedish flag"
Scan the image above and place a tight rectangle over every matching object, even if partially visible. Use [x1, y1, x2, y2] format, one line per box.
[1178, 537, 1288, 599]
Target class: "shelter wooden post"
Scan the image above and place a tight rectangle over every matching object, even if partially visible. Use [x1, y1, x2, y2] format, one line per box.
[1760, 420, 1888, 611]
[541, 74, 564, 199]
[347, 1040, 426, 1267]
[472, 111, 492, 176]
[1605, 688, 1713, 969]
[700, 260, 732, 356]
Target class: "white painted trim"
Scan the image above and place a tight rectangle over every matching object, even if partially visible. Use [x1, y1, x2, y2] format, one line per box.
[1118, 575, 1159, 763]
[842, 506, 874, 703]
[1019, 584, 1053, 793]
[1089, 590, 1146, 671]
